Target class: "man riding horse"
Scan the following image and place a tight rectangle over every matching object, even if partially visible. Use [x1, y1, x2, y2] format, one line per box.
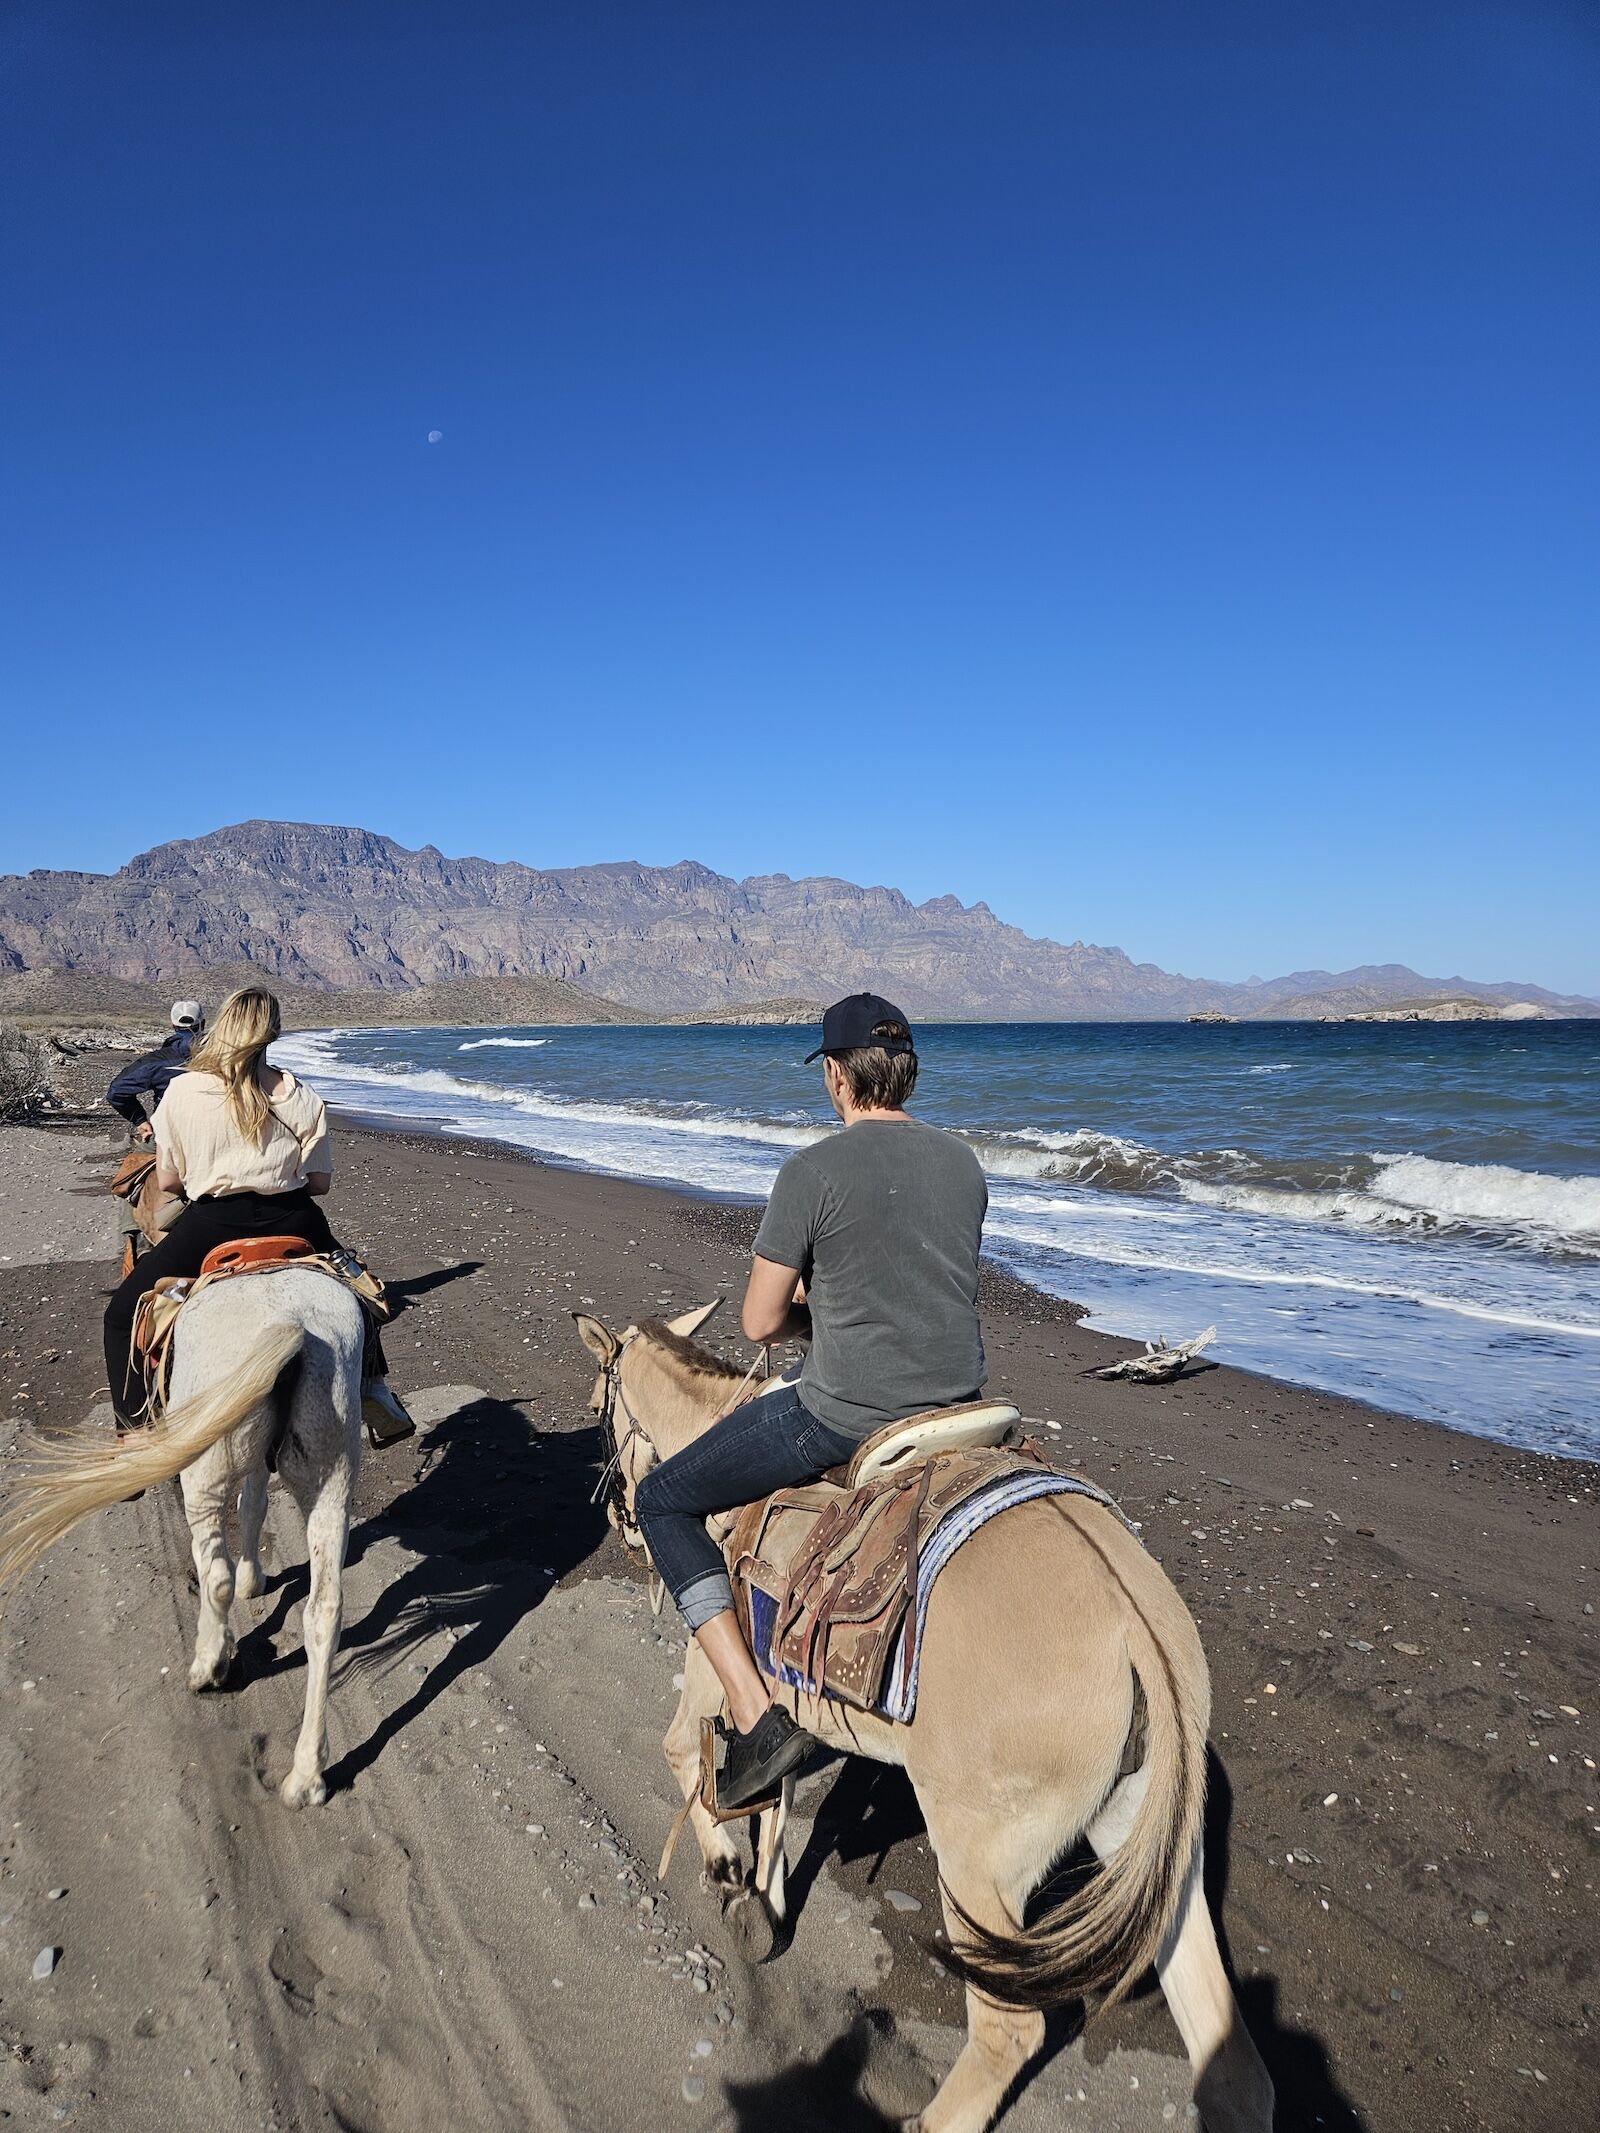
[635, 991, 987, 1810]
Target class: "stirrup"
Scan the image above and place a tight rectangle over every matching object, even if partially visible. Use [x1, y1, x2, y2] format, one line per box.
[362, 1381, 417, 1449]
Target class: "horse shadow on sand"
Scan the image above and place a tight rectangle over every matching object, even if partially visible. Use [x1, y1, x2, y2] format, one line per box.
[735, 1749, 1365, 2132]
[232, 1388, 611, 1795]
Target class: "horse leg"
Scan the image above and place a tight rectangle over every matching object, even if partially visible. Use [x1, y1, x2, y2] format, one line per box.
[234, 1469, 269, 1602]
[662, 1643, 747, 1897]
[1087, 1778, 1274, 2132]
[908, 1804, 1048, 2133]
[181, 1461, 238, 1692]
[280, 1466, 350, 1809]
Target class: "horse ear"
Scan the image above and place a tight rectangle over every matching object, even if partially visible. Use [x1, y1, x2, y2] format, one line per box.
[665, 1298, 723, 1341]
[572, 1312, 620, 1364]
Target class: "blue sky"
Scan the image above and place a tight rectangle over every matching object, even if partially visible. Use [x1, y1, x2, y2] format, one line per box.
[3, 1, 1596, 993]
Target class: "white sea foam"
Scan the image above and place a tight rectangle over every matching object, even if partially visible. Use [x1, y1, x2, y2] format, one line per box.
[1178, 1154, 1600, 1254]
[458, 1036, 551, 1051]
[983, 1195, 1600, 1339]
[1245, 1063, 1295, 1074]
[1368, 1153, 1600, 1240]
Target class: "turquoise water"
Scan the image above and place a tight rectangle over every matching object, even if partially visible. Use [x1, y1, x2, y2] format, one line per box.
[275, 1020, 1600, 1459]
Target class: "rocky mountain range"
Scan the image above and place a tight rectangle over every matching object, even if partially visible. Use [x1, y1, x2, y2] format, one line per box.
[1, 820, 1593, 1020]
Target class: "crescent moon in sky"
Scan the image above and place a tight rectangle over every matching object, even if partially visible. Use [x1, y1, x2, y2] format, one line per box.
[427, 430, 443, 444]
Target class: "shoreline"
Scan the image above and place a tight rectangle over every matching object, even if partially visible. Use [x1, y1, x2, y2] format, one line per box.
[335, 1102, 1600, 1476]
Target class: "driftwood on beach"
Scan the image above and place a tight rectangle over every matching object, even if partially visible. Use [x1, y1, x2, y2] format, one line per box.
[1093, 1327, 1217, 1382]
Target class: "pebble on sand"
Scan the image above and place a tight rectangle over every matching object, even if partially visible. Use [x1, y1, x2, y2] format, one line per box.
[33, 1947, 59, 1979]
[1322, 1794, 1338, 1807]
[883, 1888, 922, 1913]
[1471, 1909, 1491, 1927]
[681, 2074, 706, 2102]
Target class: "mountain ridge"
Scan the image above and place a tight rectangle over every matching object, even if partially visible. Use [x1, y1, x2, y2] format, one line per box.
[1, 820, 1593, 1020]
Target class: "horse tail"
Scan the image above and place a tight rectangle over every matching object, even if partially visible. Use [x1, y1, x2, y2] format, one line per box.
[942, 1497, 1209, 2011]
[0, 1321, 306, 1596]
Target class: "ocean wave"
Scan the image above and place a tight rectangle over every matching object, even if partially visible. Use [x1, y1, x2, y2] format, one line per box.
[984, 1203, 1600, 1339]
[1176, 1153, 1600, 1255]
[458, 1036, 551, 1051]
[1369, 1153, 1600, 1239]
[276, 1032, 1600, 1257]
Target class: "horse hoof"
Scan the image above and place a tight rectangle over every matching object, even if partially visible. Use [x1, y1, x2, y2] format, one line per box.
[280, 1773, 326, 1810]
[722, 1887, 777, 1965]
[187, 1650, 235, 1693]
[236, 1562, 265, 1602]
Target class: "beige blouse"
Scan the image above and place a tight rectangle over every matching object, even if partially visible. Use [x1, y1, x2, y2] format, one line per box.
[153, 1069, 333, 1200]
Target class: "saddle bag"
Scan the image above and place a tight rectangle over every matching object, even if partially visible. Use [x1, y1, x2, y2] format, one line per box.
[110, 1150, 187, 1247]
[728, 1441, 1049, 1713]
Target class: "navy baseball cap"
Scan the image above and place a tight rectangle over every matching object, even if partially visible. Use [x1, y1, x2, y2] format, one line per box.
[804, 993, 916, 1064]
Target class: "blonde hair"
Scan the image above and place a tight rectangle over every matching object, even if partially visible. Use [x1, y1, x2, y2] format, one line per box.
[188, 987, 283, 1144]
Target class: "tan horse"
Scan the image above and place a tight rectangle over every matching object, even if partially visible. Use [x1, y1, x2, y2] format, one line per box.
[576, 1303, 1274, 2133]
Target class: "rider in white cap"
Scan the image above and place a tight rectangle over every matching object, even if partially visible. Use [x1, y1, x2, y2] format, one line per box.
[107, 1000, 208, 1144]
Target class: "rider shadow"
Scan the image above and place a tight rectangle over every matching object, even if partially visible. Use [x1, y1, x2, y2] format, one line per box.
[1200, 1751, 1364, 2132]
[784, 1754, 928, 1924]
[382, 1260, 484, 1305]
[234, 1397, 612, 1796]
[722, 2014, 922, 2132]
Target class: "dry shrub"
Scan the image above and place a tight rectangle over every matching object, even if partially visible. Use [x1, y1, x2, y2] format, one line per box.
[0, 1025, 50, 1121]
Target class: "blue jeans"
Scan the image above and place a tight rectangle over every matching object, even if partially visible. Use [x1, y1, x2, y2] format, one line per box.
[634, 1382, 858, 1632]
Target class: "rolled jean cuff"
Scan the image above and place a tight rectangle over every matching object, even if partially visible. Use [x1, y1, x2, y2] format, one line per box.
[676, 1569, 735, 1633]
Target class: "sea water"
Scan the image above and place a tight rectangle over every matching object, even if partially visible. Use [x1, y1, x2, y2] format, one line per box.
[274, 1020, 1600, 1459]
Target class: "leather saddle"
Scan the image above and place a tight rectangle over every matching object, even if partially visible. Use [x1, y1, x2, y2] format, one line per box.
[725, 1398, 1034, 1715]
[129, 1239, 388, 1423]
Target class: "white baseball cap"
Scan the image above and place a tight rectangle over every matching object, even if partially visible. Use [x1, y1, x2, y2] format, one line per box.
[170, 999, 204, 1029]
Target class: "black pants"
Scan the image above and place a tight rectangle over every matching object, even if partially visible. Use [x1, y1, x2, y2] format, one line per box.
[103, 1189, 363, 1427]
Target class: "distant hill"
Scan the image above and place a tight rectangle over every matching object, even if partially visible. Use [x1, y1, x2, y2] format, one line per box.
[1, 820, 1594, 1022]
[1254, 986, 1553, 1022]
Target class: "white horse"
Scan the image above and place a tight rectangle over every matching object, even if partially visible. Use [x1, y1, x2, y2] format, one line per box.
[0, 1269, 363, 1808]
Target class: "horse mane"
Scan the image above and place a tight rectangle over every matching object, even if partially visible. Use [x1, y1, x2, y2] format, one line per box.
[636, 1320, 741, 1382]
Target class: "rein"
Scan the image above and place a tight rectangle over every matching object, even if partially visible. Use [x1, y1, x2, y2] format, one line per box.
[589, 1331, 773, 1559]
[590, 1332, 657, 1544]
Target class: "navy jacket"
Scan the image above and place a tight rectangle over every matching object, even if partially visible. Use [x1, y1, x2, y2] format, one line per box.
[106, 1030, 196, 1127]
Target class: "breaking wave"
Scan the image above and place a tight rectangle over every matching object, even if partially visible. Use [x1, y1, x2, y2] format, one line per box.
[458, 1036, 551, 1051]
[1178, 1152, 1600, 1255]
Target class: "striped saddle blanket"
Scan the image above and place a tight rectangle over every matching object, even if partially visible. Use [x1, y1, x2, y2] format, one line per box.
[726, 1442, 1129, 1725]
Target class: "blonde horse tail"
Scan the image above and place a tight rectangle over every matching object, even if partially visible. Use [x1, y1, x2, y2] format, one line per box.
[0, 1321, 305, 1597]
[942, 1499, 1209, 2011]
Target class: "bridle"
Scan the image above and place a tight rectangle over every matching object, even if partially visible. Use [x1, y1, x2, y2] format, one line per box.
[590, 1329, 658, 1563]
[589, 1329, 774, 1565]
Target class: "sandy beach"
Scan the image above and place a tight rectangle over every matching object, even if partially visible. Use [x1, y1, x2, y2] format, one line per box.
[1, 1109, 1595, 2132]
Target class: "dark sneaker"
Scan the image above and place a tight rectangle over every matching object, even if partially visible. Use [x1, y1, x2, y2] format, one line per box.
[715, 1706, 811, 1813]
[362, 1379, 417, 1448]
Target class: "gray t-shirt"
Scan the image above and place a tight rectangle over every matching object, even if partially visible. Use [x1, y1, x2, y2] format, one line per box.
[753, 1118, 988, 1440]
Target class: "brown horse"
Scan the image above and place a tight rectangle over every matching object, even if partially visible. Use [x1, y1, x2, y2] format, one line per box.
[576, 1302, 1273, 2133]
